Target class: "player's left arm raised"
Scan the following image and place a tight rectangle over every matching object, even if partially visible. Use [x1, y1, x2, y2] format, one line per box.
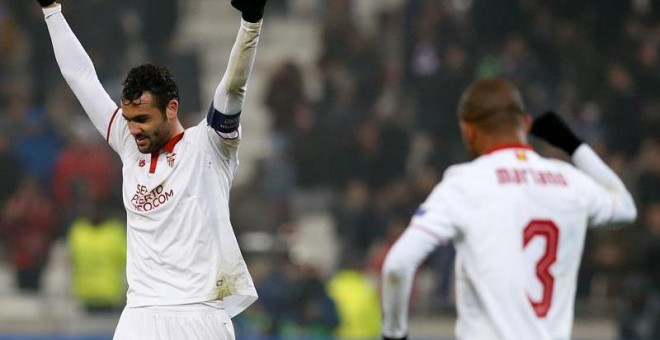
[206, 0, 266, 140]
[530, 111, 637, 225]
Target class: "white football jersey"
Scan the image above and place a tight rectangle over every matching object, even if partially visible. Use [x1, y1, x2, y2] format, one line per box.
[106, 109, 257, 317]
[382, 143, 636, 339]
[43, 5, 259, 318]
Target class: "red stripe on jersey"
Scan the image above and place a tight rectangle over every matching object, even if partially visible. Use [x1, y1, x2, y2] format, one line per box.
[160, 132, 185, 153]
[148, 132, 184, 174]
[410, 223, 446, 242]
[149, 152, 158, 174]
[106, 107, 121, 143]
[484, 143, 534, 154]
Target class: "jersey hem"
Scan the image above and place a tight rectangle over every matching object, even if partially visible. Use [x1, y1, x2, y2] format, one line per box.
[126, 294, 222, 308]
[126, 290, 258, 317]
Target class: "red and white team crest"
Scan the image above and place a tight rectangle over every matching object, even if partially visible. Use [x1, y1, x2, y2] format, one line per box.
[138, 158, 146, 167]
[166, 153, 177, 167]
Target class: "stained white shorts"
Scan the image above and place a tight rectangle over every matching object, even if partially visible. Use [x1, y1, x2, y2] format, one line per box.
[113, 301, 235, 340]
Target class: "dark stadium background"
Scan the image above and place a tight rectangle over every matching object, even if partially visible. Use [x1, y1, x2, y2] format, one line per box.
[0, 0, 659, 339]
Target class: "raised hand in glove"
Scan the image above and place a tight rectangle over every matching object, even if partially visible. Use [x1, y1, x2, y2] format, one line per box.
[37, 0, 56, 7]
[530, 111, 583, 156]
[231, 0, 267, 23]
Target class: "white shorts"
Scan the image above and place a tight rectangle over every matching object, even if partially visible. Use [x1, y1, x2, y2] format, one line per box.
[113, 301, 235, 340]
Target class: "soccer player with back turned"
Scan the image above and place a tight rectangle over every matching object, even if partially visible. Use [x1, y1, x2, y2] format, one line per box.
[381, 77, 637, 340]
[37, 0, 267, 338]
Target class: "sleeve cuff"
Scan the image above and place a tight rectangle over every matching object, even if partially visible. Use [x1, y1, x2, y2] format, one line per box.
[571, 143, 592, 165]
[43, 3, 62, 19]
[240, 18, 263, 32]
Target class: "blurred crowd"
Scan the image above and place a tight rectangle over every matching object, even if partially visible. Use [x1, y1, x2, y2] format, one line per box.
[0, 0, 177, 310]
[1, 0, 660, 338]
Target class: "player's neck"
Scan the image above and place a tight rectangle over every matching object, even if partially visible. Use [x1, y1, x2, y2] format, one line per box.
[171, 120, 185, 136]
[477, 133, 528, 156]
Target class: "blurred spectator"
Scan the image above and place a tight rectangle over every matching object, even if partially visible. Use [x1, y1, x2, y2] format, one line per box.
[286, 264, 339, 337]
[317, 0, 384, 121]
[589, 0, 631, 51]
[262, 61, 313, 225]
[326, 252, 381, 339]
[366, 212, 407, 281]
[408, 3, 456, 132]
[637, 202, 660, 294]
[333, 180, 385, 261]
[0, 135, 22, 207]
[257, 253, 300, 333]
[617, 275, 660, 340]
[0, 1, 25, 106]
[233, 302, 274, 338]
[131, 0, 179, 64]
[470, 0, 526, 45]
[66, 0, 129, 81]
[633, 41, 660, 100]
[266, 61, 308, 136]
[429, 243, 455, 313]
[258, 257, 338, 336]
[597, 62, 642, 159]
[51, 117, 119, 231]
[341, 121, 407, 191]
[618, 201, 660, 339]
[266, 0, 288, 16]
[498, 34, 554, 114]
[0, 176, 57, 292]
[290, 104, 329, 189]
[636, 137, 660, 210]
[22, 1, 59, 107]
[68, 198, 126, 313]
[3, 88, 61, 185]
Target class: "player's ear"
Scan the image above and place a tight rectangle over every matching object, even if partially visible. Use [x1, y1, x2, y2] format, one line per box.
[522, 113, 532, 134]
[460, 120, 474, 143]
[166, 99, 179, 120]
[460, 120, 480, 156]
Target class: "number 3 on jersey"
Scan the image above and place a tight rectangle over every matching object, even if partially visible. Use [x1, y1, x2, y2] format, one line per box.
[523, 219, 559, 318]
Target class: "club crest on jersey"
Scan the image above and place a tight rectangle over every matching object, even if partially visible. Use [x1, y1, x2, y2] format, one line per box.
[166, 153, 176, 167]
[516, 151, 528, 161]
[138, 158, 146, 167]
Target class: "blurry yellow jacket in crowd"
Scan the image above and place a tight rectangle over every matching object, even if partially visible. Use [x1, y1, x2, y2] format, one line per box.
[327, 269, 381, 338]
[68, 218, 126, 307]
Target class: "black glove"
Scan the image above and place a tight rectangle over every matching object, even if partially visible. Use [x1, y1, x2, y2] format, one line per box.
[530, 111, 583, 155]
[231, 0, 267, 23]
[37, 0, 56, 7]
[383, 337, 407, 340]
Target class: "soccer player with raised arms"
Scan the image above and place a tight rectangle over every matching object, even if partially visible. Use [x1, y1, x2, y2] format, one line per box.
[381, 77, 637, 339]
[38, 0, 266, 338]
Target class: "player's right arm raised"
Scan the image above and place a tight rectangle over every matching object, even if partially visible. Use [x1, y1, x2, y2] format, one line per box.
[40, 1, 119, 137]
[531, 111, 637, 225]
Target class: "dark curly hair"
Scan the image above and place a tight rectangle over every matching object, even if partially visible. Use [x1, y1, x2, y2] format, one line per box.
[121, 63, 179, 112]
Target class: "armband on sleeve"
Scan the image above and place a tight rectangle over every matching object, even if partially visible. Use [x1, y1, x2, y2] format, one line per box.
[207, 103, 241, 134]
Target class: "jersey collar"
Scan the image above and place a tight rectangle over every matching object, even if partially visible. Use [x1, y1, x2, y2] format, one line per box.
[152, 132, 185, 156]
[484, 143, 534, 154]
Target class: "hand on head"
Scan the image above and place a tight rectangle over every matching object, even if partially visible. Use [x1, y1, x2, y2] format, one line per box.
[530, 111, 583, 156]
